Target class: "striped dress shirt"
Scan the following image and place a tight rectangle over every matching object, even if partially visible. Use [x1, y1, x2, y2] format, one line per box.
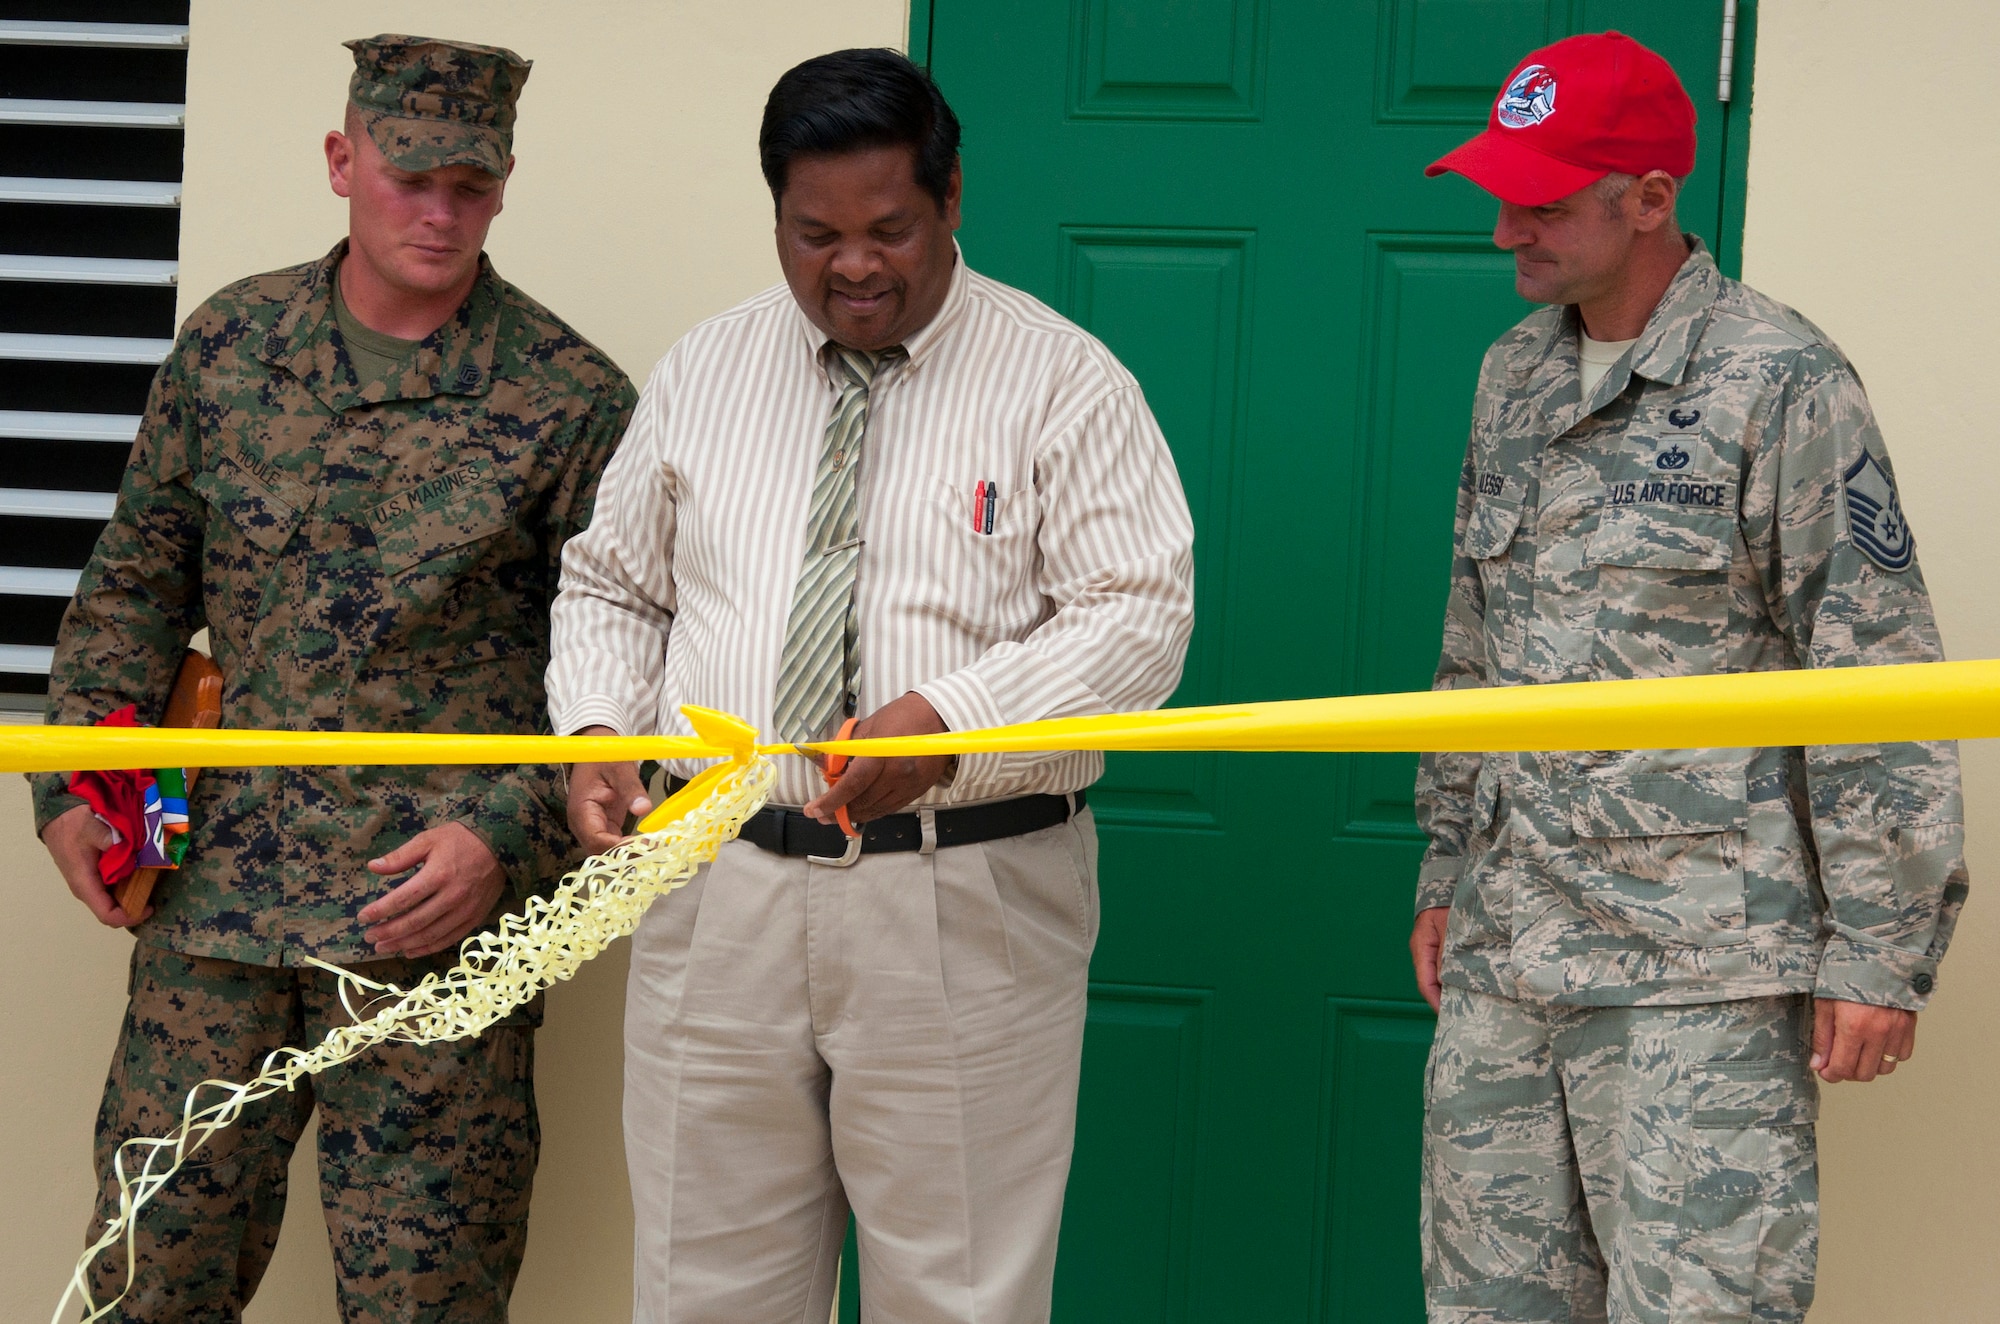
[547, 251, 1196, 808]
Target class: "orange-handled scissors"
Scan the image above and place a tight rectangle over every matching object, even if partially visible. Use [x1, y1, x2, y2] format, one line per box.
[807, 716, 864, 867]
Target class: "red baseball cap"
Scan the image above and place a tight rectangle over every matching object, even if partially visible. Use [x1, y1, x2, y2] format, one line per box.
[1425, 32, 1696, 207]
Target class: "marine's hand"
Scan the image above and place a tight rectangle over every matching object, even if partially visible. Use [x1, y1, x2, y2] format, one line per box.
[567, 725, 654, 854]
[1411, 906, 1449, 1012]
[361, 822, 507, 958]
[1811, 997, 1918, 1083]
[804, 692, 953, 825]
[43, 803, 152, 928]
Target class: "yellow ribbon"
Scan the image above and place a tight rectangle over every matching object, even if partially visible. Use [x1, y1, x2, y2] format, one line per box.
[10, 661, 1999, 777]
[807, 658, 2000, 757]
[42, 661, 2000, 1319]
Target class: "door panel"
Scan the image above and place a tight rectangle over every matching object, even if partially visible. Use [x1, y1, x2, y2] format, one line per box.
[910, 2, 1750, 1318]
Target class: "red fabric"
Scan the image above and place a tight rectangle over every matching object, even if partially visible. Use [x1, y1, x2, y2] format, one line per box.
[1426, 32, 1698, 207]
[66, 705, 146, 887]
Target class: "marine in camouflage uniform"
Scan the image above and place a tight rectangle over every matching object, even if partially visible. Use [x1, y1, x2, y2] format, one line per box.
[1413, 34, 1966, 1324]
[30, 36, 635, 1322]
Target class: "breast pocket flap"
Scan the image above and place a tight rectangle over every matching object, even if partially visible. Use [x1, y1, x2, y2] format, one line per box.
[1572, 767, 1748, 839]
[191, 464, 305, 557]
[372, 478, 511, 577]
[1587, 506, 1734, 571]
[1459, 497, 1525, 560]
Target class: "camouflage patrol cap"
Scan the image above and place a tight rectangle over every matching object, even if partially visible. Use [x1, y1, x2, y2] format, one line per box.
[344, 34, 531, 178]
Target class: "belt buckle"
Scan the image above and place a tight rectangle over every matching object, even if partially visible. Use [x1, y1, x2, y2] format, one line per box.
[806, 716, 865, 868]
[807, 831, 864, 868]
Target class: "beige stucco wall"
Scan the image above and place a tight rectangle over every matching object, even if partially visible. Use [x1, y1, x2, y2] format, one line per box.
[5, 2, 1995, 1320]
[1741, 3, 2000, 1320]
[0, 3, 905, 1320]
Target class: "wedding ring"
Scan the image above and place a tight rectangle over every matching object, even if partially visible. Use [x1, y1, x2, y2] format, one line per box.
[1881, 1053, 1900, 1063]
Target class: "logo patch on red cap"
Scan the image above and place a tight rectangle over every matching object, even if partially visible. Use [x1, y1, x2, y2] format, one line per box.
[1496, 64, 1558, 129]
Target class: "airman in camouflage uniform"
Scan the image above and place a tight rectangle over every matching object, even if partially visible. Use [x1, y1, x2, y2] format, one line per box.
[1411, 33, 1966, 1323]
[32, 35, 635, 1322]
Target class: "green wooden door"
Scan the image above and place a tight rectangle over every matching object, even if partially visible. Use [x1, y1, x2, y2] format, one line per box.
[844, 3, 1754, 1319]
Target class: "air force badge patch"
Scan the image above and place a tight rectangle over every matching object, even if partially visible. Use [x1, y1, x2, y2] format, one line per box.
[1496, 65, 1557, 129]
[1842, 450, 1914, 571]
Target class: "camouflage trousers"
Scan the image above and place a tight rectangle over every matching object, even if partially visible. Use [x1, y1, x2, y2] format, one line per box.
[86, 943, 540, 1323]
[1422, 986, 1818, 1323]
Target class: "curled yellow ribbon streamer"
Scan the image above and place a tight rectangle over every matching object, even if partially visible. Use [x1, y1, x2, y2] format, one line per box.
[57, 754, 776, 1324]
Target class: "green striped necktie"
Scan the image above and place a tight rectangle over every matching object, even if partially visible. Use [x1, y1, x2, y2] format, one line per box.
[771, 343, 903, 743]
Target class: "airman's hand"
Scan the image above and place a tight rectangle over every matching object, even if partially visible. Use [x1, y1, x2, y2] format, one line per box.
[1812, 998, 1918, 1083]
[1410, 906, 1449, 1012]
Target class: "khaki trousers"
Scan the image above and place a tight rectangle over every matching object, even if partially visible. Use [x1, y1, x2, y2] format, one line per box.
[623, 810, 1099, 1324]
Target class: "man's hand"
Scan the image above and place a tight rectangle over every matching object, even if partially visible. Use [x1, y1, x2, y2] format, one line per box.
[804, 692, 952, 825]
[1811, 998, 1918, 1084]
[43, 803, 152, 928]
[360, 822, 507, 959]
[567, 724, 654, 854]
[1411, 907, 1449, 1012]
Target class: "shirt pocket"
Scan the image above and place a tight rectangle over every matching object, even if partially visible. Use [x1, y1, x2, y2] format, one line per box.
[369, 476, 512, 578]
[1587, 504, 1737, 676]
[921, 477, 1042, 641]
[191, 455, 306, 558]
[191, 457, 309, 628]
[1570, 761, 1750, 946]
[1459, 495, 1528, 670]
[1459, 493, 1525, 561]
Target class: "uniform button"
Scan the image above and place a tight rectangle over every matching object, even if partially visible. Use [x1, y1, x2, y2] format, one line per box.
[1912, 972, 1935, 995]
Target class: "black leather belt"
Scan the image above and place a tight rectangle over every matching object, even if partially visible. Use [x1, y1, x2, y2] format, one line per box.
[669, 775, 1083, 859]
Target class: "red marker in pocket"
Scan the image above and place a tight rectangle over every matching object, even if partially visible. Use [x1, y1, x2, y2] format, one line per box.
[973, 480, 986, 532]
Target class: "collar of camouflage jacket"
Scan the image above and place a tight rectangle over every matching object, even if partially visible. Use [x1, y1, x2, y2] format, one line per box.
[1508, 235, 1722, 390]
[251, 240, 503, 413]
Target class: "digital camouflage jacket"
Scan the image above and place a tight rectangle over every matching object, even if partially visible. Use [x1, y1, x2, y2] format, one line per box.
[1415, 241, 1967, 1011]
[33, 242, 635, 966]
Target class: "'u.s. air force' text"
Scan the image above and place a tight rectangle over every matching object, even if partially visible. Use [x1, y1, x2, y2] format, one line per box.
[1605, 478, 1731, 509]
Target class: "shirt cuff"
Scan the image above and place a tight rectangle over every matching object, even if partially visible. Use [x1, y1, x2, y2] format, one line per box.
[912, 668, 1006, 795]
[1814, 930, 1940, 1010]
[447, 775, 571, 901]
[1416, 856, 1462, 914]
[553, 696, 633, 738]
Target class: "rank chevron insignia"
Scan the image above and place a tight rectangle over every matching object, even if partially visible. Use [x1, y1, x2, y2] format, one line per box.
[1842, 449, 1915, 571]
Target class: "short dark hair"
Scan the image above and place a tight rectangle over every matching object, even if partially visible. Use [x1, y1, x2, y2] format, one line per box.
[759, 48, 961, 214]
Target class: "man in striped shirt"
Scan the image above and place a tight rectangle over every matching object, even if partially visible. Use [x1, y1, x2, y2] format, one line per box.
[548, 47, 1194, 1324]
